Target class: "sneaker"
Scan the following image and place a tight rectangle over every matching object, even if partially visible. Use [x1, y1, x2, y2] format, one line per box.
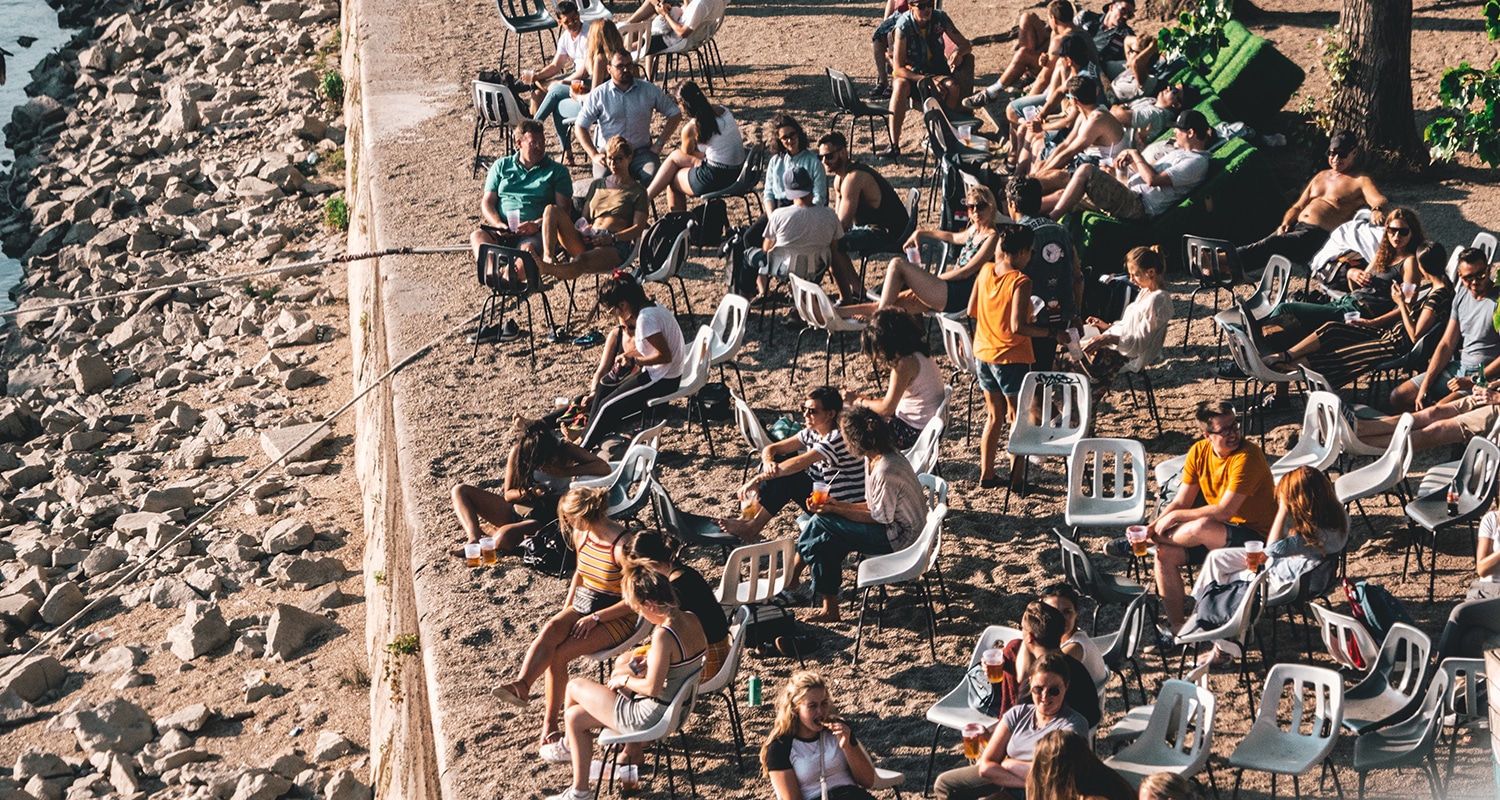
[539, 738, 572, 764]
[573, 329, 604, 346]
[1214, 362, 1248, 380]
[1153, 628, 1178, 653]
[961, 90, 991, 110]
[1103, 536, 1133, 558]
[543, 789, 591, 800]
[467, 323, 502, 344]
[874, 144, 902, 160]
[870, 83, 892, 99]
[497, 319, 522, 342]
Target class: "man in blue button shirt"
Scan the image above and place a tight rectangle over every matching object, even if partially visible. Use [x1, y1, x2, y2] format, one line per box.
[574, 51, 683, 182]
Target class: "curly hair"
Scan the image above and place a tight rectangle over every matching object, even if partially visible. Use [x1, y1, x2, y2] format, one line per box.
[861, 309, 930, 369]
[1373, 207, 1426, 272]
[840, 406, 897, 457]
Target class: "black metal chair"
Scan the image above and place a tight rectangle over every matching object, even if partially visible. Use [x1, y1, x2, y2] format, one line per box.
[1181, 234, 1246, 350]
[495, 0, 557, 72]
[826, 67, 892, 154]
[698, 145, 766, 224]
[648, 478, 741, 560]
[473, 244, 556, 369]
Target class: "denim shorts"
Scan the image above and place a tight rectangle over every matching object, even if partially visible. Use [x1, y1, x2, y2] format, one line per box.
[976, 360, 1030, 396]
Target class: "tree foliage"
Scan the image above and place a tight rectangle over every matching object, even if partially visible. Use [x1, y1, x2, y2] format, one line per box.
[1155, 0, 1234, 74]
[1424, 1, 1500, 165]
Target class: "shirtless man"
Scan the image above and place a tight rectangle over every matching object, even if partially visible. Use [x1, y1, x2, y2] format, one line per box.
[1003, 34, 1096, 169]
[1022, 77, 1125, 193]
[975, 0, 1082, 103]
[785, 132, 879, 303]
[1236, 130, 1388, 275]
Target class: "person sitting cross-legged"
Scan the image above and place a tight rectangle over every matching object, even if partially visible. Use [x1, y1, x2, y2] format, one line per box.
[1107, 400, 1277, 633]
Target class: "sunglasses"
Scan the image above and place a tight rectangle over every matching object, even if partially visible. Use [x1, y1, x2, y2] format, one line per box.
[1205, 420, 1240, 438]
[1388, 227, 1411, 237]
[802, 405, 825, 414]
[818, 151, 840, 161]
[1460, 271, 1488, 285]
[964, 201, 990, 210]
[912, 1, 934, 7]
[1328, 150, 1352, 158]
[779, 134, 799, 142]
[1030, 685, 1063, 698]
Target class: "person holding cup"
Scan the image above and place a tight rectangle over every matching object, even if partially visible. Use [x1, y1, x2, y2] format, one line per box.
[1185, 466, 1346, 667]
[934, 652, 1090, 800]
[522, 1, 592, 158]
[762, 670, 881, 800]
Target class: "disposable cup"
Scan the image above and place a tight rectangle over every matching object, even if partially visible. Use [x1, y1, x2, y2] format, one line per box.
[1401, 282, 1417, 302]
[1344, 311, 1360, 323]
[905, 246, 921, 264]
[464, 543, 482, 567]
[981, 648, 1006, 683]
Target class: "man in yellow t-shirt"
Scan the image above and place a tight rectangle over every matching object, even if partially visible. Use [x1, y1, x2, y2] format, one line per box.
[1130, 400, 1276, 632]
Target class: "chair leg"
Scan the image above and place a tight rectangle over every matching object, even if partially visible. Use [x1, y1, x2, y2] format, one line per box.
[924, 724, 942, 796]
[851, 586, 872, 667]
[1181, 286, 1203, 349]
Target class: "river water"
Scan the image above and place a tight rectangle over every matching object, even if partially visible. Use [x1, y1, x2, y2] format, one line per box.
[1, 0, 76, 312]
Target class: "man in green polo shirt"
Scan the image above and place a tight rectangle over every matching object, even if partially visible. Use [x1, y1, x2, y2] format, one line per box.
[470, 119, 574, 266]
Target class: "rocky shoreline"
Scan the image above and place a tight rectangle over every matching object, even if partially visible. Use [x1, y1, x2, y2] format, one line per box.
[0, 0, 374, 797]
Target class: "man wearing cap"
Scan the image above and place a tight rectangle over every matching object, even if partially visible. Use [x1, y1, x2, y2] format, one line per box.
[1109, 80, 1197, 148]
[574, 50, 683, 182]
[751, 165, 860, 301]
[1044, 108, 1213, 221]
[1235, 130, 1388, 275]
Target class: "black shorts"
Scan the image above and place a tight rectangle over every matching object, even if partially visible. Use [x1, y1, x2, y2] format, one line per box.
[1186, 523, 1263, 565]
[944, 276, 976, 314]
[688, 162, 740, 195]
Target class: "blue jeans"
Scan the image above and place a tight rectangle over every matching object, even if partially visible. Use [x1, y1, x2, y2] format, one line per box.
[533, 83, 582, 149]
[797, 514, 893, 597]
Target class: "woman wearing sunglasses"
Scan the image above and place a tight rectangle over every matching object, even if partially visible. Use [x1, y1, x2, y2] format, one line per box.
[838, 185, 999, 320]
[934, 651, 1088, 800]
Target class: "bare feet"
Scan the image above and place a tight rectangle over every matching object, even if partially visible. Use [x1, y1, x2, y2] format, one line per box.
[804, 608, 841, 624]
[715, 516, 764, 543]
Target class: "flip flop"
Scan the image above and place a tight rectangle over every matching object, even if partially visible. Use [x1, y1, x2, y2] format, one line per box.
[492, 684, 529, 708]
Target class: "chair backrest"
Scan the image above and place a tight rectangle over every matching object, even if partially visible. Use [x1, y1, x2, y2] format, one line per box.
[1299, 365, 1334, 394]
[1273, 391, 1344, 478]
[732, 392, 772, 453]
[477, 243, 544, 294]
[707, 291, 751, 365]
[917, 472, 949, 510]
[899, 187, 921, 243]
[1308, 603, 1381, 672]
[903, 414, 945, 476]
[922, 108, 954, 162]
[788, 273, 839, 331]
[700, 606, 752, 694]
[717, 537, 797, 605]
[676, 327, 714, 397]
[768, 245, 832, 281]
[825, 67, 861, 113]
[1220, 320, 1294, 384]
[1438, 657, 1486, 727]
[1471, 231, 1497, 261]
[499, 0, 553, 22]
[1452, 436, 1500, 513]
[1337, 413, 1414, 501]
[640, 224, 695, 283]
[1101, 591, 1155, 667]
[937, 315, 979, 377]
[1220, 567, 1271, 645]
[1054, 528, 1103, 596]
[864, 503, 947, 586]
[1245, 254, 1291, 319]
[473, 80, 524, 128]
[1116, 678, 1216, 777]
[1064, 437, 1148, 526]
[1248, 663, 1344, 761]
[609, 444, 658, 515]
[1007, 372, 1092, 455]
[1356, 622, 1432, 703]
[616, 19, 653, 60]
[627, 421, 667, 453]
[1182, 234, 1243, 289]
[968, 625, 1023, 669]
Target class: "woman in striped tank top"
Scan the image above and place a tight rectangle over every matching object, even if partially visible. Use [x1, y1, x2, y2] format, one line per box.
[492, 486, 638, 759]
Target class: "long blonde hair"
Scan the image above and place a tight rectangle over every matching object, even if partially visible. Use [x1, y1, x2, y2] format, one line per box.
[586, 19, 626, 64]
[1140, 772, 1192, 800]
[760, 671, 830, 775]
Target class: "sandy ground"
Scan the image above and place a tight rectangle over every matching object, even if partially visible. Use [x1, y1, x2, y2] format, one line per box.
[350, 0, 1500, 797]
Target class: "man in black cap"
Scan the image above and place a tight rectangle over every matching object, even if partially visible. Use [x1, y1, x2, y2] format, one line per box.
[1235, 129, 1388, 274]
[1044, 108, 1213, 221]
[752, 165, 862, 300]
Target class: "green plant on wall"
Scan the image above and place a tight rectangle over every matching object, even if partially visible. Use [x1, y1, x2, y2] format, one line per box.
[1156, 0, 1234, 74]
[1424, 1, 1500, 164]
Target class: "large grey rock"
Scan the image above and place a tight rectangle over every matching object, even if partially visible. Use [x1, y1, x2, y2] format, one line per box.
[166, 602, 231, 661]
[0, 594, 40, 626]
[230, 770, 293, 800]
[70, 354, 113, 394]
[141, 486, 195, 512]
[156, 702, 212, 733]
[14, 749, 71, 780]
[272, 555, 345, 590]
[324, 769, 371, 800]
[0, 689, 41, 726]
[311, 730, 353, 762]
[151, 576, 203, 609]
[0, 656, 66, 702]
[80, 546, 126, 577]
[3, 463, 51, 490]
[0, 401, 41, 443]
[78, 646, 142, 674]
[264, 604, 331, 661]
[37, 582, 85, 625]
[259, 422, 330, 464]
[261, 519, 313, 554]
[69, 697, 153, 754]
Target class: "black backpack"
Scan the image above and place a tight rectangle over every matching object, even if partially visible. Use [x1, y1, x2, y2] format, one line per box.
[691, 198, 728, 249]
[1342, 579, 1415, 642]
[721, 224, 758, 297]
[520, 521, 576, 578]
[634, 213, 695, 280]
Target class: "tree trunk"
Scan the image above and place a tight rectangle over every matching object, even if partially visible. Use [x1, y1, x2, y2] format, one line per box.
[1332, 0, 1429, 173]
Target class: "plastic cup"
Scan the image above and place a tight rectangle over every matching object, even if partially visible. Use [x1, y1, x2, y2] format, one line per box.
[521, 68, 535, 83]
[572, 78, 587, 95]
[555, 396, 571, 408]
[740, 492, 762, 521]
[981, 648, 1006, 683]
[961, 722, 986, 760]
[506, 209, 522, 231]
[1244, 539, 1266, 572]
[479, 537, 498, 566]
[464, 542, 482, 567]
[957, 124, 972, 146]
[619, 764, 639, 791]
[810, 481, 830, 506]
[1126, 525, 1149, 557]
[1065, 329, 1084, 360]
[1401, 282, 1417, 302]
[1344, 311, 1361, 323]
[905, 246, 921, 264]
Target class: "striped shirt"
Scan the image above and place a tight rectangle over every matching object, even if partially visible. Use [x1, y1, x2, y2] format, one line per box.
[800, 427, 866, 503]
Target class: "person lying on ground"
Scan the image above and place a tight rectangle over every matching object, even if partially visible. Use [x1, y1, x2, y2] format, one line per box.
[645, 81, 746, 212]
[1109, 400, 1276, 631]
[836, 184, 999, 321]
[717, 386, 865, 546]
[544, 562, 707, 800]
[449, 418, 609, 556]
[540, 136, 649, 278]
[844, 310, 948, 450]
[1236, 130, 1389, 275]
[797, 407, 926, 624]
[491, 486, 638, 760]
[1043, 108, 1212, 222]
[882, 0, 973, 158]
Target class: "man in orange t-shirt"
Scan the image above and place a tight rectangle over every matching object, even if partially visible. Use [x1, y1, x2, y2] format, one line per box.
[1125, 400, 1276, 631]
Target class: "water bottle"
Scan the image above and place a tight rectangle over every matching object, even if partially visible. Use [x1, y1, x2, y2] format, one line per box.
[748, 675, 762, 707]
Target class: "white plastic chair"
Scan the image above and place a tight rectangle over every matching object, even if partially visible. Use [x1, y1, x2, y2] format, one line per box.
[851, 503, 947, 669]
[1270, 390, 1344, 481]
[917, 473, 952, 615]
[1094, 591, 1156, 713]
[1154, 452, 1187, 511]
[607, 444, 659, 519]
[937, 314, 981, 443]
[1342, 622, 1432, 733]
[787, 273, 867, 385]
[1173, 567, 1271, 715]
[596, 659, 706, 796]
[1437, 657, 1488, 787]
[1102, 659, 1211, 746]
[696, 606, 751, 770]
[1446, 231, 1498, 281]
[903, 410, 946, 477]
[1064, 438, 1148, 535]
[1005, 371, 1092, 509]
[1227, 663, 1347, 799]
[715, 537, 797, 607]
[765, 244, 832, 282]
[1336, 412, 1414, 534]
[1054, 528, 1145, 634]
[1308, 603, 1381, 674]
[706, 293, 750, 397]
[1351, 666, 1450, 800]
[1218, 317, 1298, 437]
[471, 80, 526, 176]
[648, 327, 716, 456]
[923, 625, 1021, 791]
[731, 392, 772, 481]
[1104, 678, 1217, 788]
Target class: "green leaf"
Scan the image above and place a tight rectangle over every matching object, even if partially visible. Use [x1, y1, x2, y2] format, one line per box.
[1485, 0, 1500, 40]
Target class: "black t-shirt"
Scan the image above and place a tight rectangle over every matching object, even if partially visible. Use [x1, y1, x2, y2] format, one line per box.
[672, 566, 729, 643]
[1063, 656, 1101, 729]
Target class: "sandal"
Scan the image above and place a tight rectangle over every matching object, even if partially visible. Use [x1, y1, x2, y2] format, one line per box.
[1196, 647, 1235, 668]
[492, 684, 529, 708]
